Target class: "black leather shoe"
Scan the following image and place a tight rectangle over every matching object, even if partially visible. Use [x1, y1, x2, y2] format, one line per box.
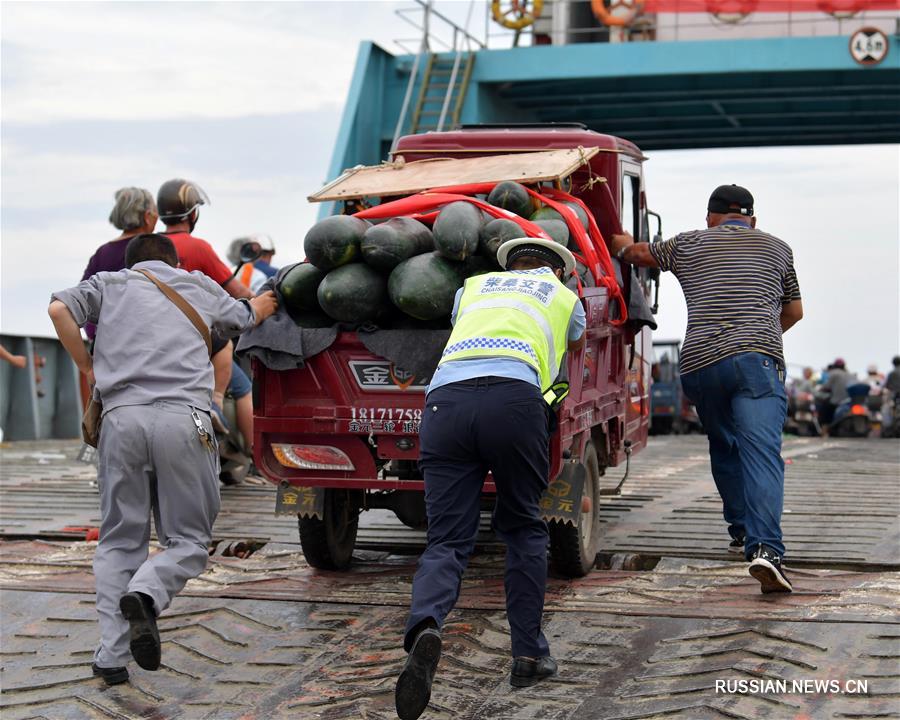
[510, 655, 558, 688]
[119, 592, 161, 670]
[92, 662, 129, 685]
[395, 628, 442, 720]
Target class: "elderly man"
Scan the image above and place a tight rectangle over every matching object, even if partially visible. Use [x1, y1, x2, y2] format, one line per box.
[49, 233, 277, 685]
[611, 184, 803, 594]
[395, 237, 585, 720]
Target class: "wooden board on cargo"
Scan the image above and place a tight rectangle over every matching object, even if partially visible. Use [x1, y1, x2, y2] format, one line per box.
[308, 147, 602, 203]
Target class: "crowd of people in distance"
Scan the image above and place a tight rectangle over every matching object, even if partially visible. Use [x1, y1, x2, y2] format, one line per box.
[79, 181, 279, 457]
[789, 356, 900, 435]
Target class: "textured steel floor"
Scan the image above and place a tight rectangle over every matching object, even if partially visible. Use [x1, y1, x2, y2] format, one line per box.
[1, 551, 898, 719]
[1, 436, 898, 719]
[2, 436, 898, 568]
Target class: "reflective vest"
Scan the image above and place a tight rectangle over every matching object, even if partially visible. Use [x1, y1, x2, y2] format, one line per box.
[439, 270, 578, 404]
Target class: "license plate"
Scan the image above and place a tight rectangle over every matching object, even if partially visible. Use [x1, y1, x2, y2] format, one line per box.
[275, 484, 323, 519]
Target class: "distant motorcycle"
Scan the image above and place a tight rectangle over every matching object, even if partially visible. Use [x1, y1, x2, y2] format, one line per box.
[865, 388, 885, 436]
[881, 392, 900, 438]
[785, 389, 821, 437]
[829, 383, 872, 438]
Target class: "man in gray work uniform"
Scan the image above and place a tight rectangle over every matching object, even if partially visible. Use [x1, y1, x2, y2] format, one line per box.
[49, 233, 277, 685]
[611, 185, 803, 595]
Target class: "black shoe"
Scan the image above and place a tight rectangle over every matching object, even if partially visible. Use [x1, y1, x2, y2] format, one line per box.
[395, 628, 442, 720]
[728, 535, 745, 554]
[748, 544, 793, 593]
[92, 662, 129, 685]
[119, 592, 161, 670]
[510, 655, 558, 688]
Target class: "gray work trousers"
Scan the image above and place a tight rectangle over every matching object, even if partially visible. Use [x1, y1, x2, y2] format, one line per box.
[93, 401, 220, 668]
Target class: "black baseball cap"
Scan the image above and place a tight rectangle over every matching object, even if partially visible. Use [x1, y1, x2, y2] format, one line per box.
[708, 184, 754, 216]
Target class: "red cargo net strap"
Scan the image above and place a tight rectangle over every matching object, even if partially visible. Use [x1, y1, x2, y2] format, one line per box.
[354, 193, 553, 241]
[432, 182, 627, 325]
[354, 184, 627, 325]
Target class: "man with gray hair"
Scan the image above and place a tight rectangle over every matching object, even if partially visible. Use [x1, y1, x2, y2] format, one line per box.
[81, 188, 159, 339]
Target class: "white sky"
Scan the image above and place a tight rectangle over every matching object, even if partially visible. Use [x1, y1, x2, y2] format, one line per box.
[1, 1, 898, 376]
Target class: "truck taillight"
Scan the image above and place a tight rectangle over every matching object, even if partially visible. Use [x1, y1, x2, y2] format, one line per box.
[271, 444, 355, 471]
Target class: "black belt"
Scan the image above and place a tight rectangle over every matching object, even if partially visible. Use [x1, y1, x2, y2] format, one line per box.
[451, 376, 528, 388]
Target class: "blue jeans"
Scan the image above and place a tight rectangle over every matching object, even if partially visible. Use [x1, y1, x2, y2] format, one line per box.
[228, 361, 252, 399]
[680, 352, 788, 560]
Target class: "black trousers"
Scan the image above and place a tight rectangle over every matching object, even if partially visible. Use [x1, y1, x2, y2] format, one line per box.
[404, 377, 551, 658]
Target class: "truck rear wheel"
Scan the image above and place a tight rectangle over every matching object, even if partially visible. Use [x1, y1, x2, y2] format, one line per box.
[298, 488, 359, 570]
[549, 442, 602, 578]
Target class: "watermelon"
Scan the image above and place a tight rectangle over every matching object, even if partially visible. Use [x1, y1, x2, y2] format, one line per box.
[566, 261, 596, 294]
[531, 201, 590, 230]
[304, 215, 369, 271]
[389, 252, 464, 320]
[433, 202, 482, 261]
[317, 263, 389, 323]
[465, 256, 495, 278]
[361, 217, 433, 271]
[478, 218, 522, 266]
[530, 206, 563, 222]
[564, 201, 590, 230]
[534, 219, 570, 248]
[278, 262, 326, 319]
[487, 181, 533, 218]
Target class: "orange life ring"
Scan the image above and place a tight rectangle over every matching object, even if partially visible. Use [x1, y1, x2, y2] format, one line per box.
[707, 0, 757, 22]
[591, 0, 645, 27]
[492, 0, 544, 30]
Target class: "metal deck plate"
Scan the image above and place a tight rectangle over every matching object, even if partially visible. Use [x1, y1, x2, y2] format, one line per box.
[1, 559, 898, 719]
[1, 437, 898, 719]
[2, 437, 897, 569]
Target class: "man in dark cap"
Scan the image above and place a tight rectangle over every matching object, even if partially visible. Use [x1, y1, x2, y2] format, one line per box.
[394, 238, 585, 720]
[611, 185, 803, 595]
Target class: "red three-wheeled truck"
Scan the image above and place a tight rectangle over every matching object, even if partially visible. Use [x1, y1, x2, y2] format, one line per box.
[247, 125, 662, 578]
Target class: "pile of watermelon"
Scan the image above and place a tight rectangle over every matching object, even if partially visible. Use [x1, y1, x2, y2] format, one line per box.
[279, 181, 591, 328]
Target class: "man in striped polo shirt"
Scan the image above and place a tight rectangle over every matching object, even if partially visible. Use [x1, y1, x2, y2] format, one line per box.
[611, 184, 803, 593]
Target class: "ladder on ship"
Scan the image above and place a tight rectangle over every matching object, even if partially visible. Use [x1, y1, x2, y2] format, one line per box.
[391, 1, 483, 149]
[409, 51, 475, 135]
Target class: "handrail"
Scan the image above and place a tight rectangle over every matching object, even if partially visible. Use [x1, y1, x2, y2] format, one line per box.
[393, 0, 487, 53]
[480, 8, 900, 45]
[393, 0, 482, 140]
[391, 32, 428, 151]
[393, 1, 899, 51]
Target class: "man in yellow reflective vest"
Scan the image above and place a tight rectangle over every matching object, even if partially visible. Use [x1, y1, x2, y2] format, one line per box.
[395, 238, 586, 720]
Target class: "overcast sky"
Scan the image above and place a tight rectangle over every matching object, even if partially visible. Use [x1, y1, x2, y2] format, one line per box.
[2, 1, 898, 376]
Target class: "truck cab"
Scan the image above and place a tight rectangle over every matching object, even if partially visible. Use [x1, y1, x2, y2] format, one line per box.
[650, 339, 700, 435]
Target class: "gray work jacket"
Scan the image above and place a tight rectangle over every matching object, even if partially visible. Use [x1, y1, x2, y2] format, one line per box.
[52, 260, 255, 414]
